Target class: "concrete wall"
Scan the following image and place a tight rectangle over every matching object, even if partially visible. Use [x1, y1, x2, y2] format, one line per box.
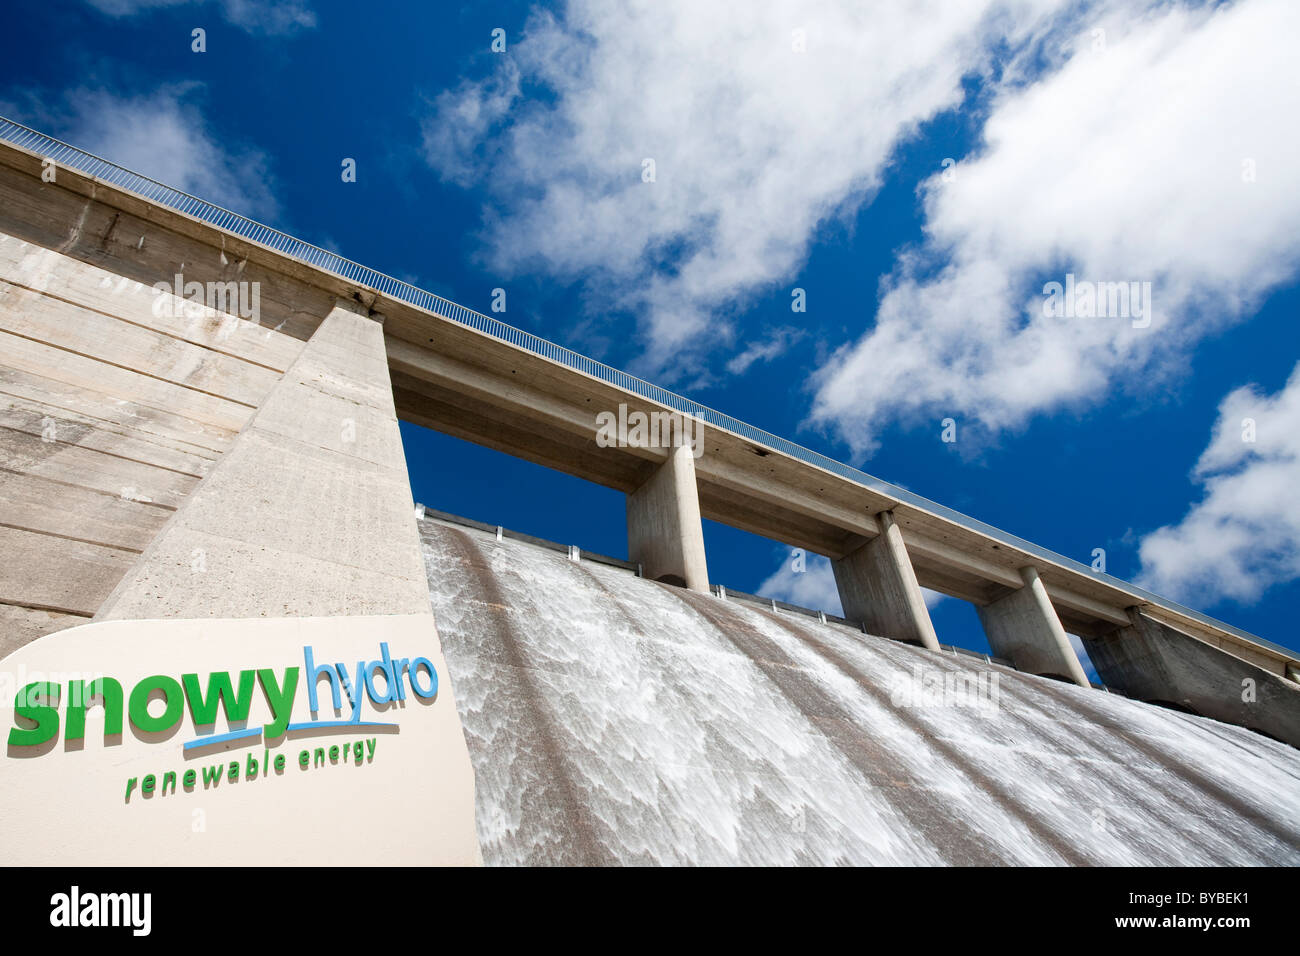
[0, 226, 308, 653]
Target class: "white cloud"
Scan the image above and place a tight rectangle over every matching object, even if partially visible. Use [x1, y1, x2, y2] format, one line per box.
[421, 0, 1078, 381]
[758, 552, 844, 617]
[1138, 362, 1300, 605]
[6, 86, 278, 220]
[84, 0, 316, 35]
[811, 0, 1300, 454]
[757, 550, 946, 618]
[421, 63, 521, 189]
[725, 326, 805, 376]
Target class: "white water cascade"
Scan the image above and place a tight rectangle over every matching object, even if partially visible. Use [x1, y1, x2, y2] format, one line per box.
[420, 516, 1300, 866]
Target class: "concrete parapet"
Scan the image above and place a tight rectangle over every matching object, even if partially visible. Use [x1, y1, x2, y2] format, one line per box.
[1084, 609, 1300, 747]
[977, 566, 1090, 686]
[627, 443, 709, 592]
[832, 510, 940, 650]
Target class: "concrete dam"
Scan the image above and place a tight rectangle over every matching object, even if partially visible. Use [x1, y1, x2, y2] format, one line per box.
[421, 515, 1300, 866]
[1, 117, 1298, 865]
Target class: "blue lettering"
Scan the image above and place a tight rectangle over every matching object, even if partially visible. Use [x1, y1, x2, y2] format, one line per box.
[409, 658, 438, 699]
[302, 646, 341, 714]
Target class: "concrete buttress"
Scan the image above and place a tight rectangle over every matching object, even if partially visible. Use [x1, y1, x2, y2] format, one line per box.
[832, 510, 940, 650]
[94, 300, 432, 620]
[977, 565, 1090, 686]
[626, 443, 709, 593]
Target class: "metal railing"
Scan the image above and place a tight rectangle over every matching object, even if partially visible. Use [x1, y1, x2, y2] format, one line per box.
[0, 114, 1291, 660]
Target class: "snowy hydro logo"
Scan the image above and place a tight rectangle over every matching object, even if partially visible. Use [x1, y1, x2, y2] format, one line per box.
[5, 642, 439, 803]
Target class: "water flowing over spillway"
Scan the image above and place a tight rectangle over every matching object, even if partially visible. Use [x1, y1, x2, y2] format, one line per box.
[419, 517, 1300, 866]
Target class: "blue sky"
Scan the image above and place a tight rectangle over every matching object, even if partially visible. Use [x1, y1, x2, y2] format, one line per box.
[3, 0, 1298, 663]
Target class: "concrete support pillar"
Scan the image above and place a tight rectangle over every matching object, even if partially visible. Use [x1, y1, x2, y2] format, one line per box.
[1084, 610, 1300, 747]
[977, 566, 1089, 686]
[832, 510, 940, 650]
[95, 299, 432, 620]
[627, 443, 709, 592]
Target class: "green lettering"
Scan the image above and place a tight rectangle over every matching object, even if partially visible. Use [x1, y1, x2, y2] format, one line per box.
[65, 678, 124, 740]
[182, 769, 197, 789]
[201, 763, 223, 787]
[141, 774, 155, 795]
[257, 667, 299, 739]
[161, 770, 176, 795]
[8, 681, 60, 747]
[182, 670, 256, 726]
[128, 675, 184, 734]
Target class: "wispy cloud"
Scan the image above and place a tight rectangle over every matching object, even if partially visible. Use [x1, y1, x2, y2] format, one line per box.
[84, 0, 316, 35]
[811, 0, 1300, 455]
[2, 85, 278, 219]
[758, 551, 845, 617]
[725, 326, 806, 376]
[1138, 361, 1300, 605]
[421, 62, 521, 190]
[419, 0, 1076, 383]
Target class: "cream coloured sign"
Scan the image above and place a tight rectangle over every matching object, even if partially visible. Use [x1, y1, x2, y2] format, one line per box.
[0, 614, 480, 865]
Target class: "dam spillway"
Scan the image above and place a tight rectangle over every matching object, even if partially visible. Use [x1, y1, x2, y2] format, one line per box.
[420, 515, 1300, 866]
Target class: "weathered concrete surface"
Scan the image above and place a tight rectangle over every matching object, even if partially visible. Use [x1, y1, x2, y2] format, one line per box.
[1084, 611, 1300, 748]
[0, 224, 301, 648]
[421, 517, 1300, 866]
[95, 301, 432, 620]
[0, 525, 136, 620]
[626, 443, 709, 592]
[833, 511, 940, 650]
[978, 566, 1090, 686]
[0, 601, 88, 658]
